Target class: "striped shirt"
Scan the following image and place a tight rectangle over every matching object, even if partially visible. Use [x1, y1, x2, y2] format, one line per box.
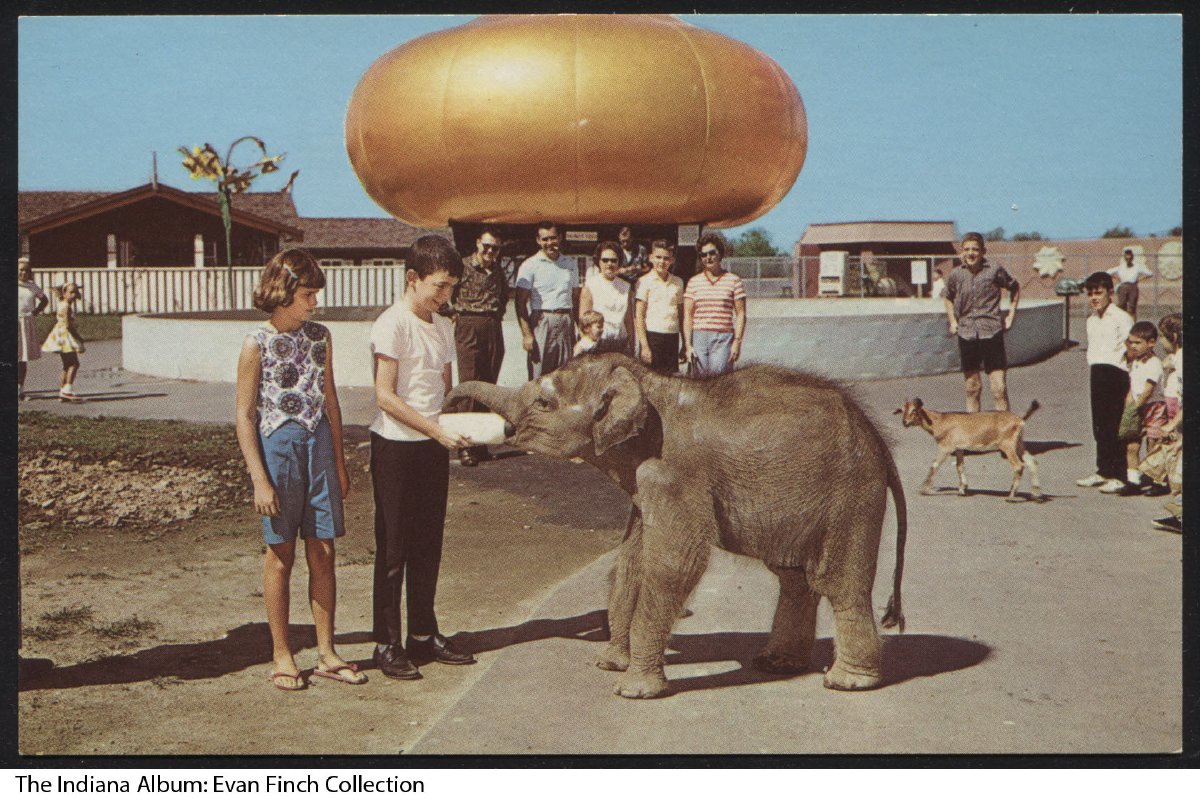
[685, 270, 745, 333]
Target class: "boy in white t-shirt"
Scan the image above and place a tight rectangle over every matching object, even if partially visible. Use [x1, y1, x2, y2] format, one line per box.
[368, 235, 476, 680]
[1113, 321, 1163, 494]
[1077, 272, 1134, 494]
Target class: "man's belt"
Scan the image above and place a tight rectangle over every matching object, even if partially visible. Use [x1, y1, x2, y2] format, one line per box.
[536, 308, 572, 314]
[456, 310, 502, 317]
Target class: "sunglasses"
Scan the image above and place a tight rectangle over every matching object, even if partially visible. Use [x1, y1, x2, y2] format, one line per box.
[599, 257, 620, 264]
[699, 250, 720, 259]
[480, 243, 501, 252]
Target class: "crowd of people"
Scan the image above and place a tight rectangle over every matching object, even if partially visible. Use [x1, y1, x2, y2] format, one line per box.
[942, 232, 1183, 533]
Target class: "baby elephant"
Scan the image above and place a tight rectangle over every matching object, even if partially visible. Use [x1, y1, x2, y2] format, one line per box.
[895, 398, 1043, 502]
[447, 354, 908, 699]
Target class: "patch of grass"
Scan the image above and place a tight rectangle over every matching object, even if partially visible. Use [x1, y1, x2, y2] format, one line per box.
[34, 313, 125, 343]
[91, 615, 157, 639]
[19, 411, 242, 471]
[23, 604, 96, 641]
[41, 604, 95, 625]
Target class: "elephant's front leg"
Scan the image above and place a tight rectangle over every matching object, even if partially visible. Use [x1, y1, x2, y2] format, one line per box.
[617, 537, 710, 699]
[753, 565, 819, 675]
[597, 506, 642, 672]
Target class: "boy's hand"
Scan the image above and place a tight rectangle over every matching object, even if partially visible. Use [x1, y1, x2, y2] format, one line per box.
[1004, 310, 1016, 330]
[948, 319, 959, 335]
[253, 480, 280, 518]
[435, 426, 472, 451]
[337, 461, 351, 501]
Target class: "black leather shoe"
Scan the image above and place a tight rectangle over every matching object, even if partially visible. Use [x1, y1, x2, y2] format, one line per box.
[1143, 482, 1171, 497]
[406, 634, 476, 665]
[373, 643, 422, 680]
[1115, 483, 1144, 497]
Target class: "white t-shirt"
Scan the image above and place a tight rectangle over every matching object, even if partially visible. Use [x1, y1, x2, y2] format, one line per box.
[584, 273, 631, 341]
[1086, 303, 1133, 368]
[1108, 261, 1153, 285]
[369, 301, 456, 442]
[1126, 354, 1163, 403]
[635, 271, 685, 334]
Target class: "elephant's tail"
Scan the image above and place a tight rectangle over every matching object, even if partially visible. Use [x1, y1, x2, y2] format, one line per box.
[880, 448, 907, 633]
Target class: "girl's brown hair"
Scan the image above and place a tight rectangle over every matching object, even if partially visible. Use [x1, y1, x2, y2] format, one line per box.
[253, 249, 325, 312]
[55, 282, 80, 301]
[1158, 312, 1182, 347]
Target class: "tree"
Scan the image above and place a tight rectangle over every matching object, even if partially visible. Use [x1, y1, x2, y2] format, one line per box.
[1011, 231, 1044, 241]
[1102, 225, 1135, 238]
[983, 227, 1006, 242]
[731, 228, 782, 257]
[1169, 225, 1182, 237]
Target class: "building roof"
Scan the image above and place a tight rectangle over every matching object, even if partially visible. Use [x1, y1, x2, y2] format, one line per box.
[19, 185, 303, 234]
[800, 221, 960, 245]
[298, 217, 452, 250]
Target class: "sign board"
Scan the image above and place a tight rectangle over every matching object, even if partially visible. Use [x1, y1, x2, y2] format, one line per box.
[677, 224, 700, 246]
[910, 260, 928, 285]
[565, 230, 598, 242]
[819, 250, 848, 278]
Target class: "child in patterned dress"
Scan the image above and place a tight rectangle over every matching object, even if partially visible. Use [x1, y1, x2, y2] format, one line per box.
[235, 249, 365, 691]
[41, 281, 85, 401]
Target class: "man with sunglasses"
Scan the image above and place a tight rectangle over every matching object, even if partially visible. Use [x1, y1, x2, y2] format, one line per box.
[444, 227, 510, 465]
[683, 232, 746, 375]
[515, 222, 581, 380]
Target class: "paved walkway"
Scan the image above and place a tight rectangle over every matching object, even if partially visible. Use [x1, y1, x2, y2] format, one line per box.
[19, 340, 1184, 753]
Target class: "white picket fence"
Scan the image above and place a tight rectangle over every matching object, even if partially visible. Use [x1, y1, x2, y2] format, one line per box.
[32, 265, 407, 314]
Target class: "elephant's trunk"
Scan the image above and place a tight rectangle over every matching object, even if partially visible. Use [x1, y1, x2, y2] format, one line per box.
[444, 381, 521, 425]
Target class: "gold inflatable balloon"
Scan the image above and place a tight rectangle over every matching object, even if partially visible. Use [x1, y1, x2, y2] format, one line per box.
[345, 14, 807, 229]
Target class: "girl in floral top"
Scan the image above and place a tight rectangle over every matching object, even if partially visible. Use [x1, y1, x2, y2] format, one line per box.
[235, 249, 364, 691]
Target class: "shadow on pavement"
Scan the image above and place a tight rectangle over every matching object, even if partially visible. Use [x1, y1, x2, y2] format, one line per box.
[21, 613, 989, 698]
[18, 623, 316, 691]
[665, 631, 990, 695]
[1023, 440, 1082, 456]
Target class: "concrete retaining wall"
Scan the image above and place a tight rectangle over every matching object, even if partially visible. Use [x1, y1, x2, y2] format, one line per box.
[122, 298, 1064, 388]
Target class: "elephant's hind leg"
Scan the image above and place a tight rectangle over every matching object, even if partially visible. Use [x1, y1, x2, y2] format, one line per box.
[753, 565, 819, 675]
[597, 507, 642, 672]
[823, 591, 883, 691]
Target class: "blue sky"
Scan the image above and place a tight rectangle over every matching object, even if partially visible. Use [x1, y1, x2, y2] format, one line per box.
[19, 14, 1182, 246]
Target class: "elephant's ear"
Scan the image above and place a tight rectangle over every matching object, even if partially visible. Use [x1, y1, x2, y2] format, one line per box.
[592, 365, 648, 456]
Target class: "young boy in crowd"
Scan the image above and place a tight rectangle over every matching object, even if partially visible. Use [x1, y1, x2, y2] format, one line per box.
[1077, 271, 1134, 494]
[1113, 321, 1163, 494]
[573, 310, 606, 356]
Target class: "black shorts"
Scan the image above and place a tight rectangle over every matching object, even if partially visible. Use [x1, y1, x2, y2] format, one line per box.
[958, 333, 1007, 373]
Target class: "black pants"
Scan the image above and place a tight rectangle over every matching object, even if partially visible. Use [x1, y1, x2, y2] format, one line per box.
[1090, 364, 1130, 479]
[370, 434, 449, 645]
[645, 330, 680, 374]
[449, 314, 505, 414]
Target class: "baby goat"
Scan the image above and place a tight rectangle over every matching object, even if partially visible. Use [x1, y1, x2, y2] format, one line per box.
[895, 398, 1043, 502]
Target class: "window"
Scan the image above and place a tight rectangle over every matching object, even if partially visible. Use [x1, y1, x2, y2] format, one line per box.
[318, 259, 350, 267]
[363, 258, 402, 267]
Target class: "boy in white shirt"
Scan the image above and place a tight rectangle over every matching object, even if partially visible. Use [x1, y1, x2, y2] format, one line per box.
[1077, 272, 1134, 493]
[1112, 321, 1163, 494]
[369, 235, 476, 680]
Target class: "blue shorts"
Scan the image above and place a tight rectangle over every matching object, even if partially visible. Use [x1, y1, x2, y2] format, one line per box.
[259, 418, 344, 544]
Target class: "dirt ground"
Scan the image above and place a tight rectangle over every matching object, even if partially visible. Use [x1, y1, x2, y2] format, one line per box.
[17, 431, 628, 755]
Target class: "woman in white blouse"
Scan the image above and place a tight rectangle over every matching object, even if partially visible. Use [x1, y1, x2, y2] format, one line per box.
[579, 241, 634, 354]
[17, 257, 49, 399]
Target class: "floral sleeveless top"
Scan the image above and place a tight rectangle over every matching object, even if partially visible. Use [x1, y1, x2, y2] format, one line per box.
[252, 320, 330, 437]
